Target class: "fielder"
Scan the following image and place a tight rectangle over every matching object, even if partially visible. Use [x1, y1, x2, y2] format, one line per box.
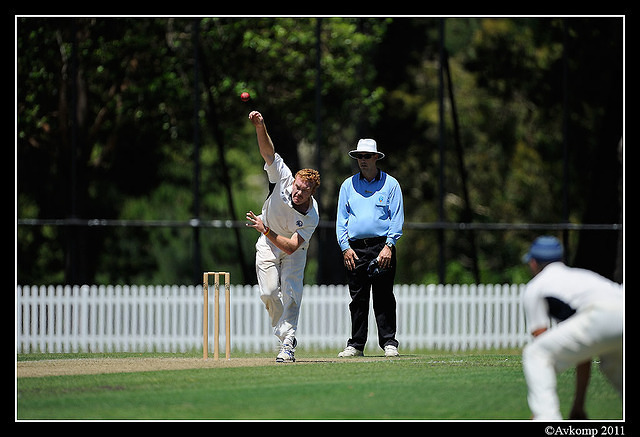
[245, 111, 320, 363]
[521, 236, 623, 420]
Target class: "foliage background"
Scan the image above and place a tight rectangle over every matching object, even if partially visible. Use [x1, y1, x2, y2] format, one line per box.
[16, 17, 623, 286]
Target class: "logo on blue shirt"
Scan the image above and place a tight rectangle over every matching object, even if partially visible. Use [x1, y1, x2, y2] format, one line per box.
[296, 220, 303, 227]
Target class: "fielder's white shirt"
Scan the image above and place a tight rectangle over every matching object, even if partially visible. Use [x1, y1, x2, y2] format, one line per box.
[260, 153, 319, 249]
[523, 262, 623, 334]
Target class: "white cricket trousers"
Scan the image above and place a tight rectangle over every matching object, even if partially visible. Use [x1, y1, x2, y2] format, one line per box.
[522, 302, 623, 420]
[255, 235, 307, 345]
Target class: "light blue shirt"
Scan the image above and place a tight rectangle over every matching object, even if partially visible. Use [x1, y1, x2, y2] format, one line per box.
[336, 170, 404, 252]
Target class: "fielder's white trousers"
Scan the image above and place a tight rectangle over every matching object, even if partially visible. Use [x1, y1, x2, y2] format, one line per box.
[522, 302, 623, 420]
[255, 235, 307, 345]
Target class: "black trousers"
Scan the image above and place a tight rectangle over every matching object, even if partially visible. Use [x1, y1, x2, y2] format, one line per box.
[345, 238, 399, 351]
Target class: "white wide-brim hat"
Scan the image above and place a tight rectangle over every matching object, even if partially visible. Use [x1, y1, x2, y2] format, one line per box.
[348, 138, 385, 159]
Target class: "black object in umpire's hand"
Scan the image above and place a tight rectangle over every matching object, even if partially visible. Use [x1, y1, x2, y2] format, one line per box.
[367, 258, 389, 278]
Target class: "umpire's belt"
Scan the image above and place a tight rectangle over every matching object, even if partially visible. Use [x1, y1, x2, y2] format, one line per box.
[349, 236, 386, 248]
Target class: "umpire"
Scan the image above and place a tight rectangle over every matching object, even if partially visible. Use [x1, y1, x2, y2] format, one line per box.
[336, 139, 405, 358]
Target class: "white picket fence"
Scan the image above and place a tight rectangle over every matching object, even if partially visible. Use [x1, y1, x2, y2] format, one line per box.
[16, 283, 529, 354]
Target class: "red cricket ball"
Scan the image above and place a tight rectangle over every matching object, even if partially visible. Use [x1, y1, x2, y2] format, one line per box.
[241, 92, 250, 102]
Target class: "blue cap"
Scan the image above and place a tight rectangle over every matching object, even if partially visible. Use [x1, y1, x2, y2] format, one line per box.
[522, 236, 563, 263]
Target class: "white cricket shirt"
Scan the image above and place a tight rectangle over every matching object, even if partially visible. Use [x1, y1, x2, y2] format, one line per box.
[260, 153, 319, 249]
[523, 262, 623, 334]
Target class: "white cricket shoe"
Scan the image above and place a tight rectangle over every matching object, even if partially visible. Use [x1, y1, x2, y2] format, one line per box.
[276, 338, 296, 363]
[338, 346, 364, 358]
[384, 345, 399, 357]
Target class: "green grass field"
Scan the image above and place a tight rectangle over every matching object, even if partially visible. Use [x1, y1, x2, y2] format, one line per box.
[16, 350, 623, 422]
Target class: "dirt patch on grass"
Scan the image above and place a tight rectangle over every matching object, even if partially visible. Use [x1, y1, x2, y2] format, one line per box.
[17, 357, 282, 378]
[16, 355, 403, 378]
